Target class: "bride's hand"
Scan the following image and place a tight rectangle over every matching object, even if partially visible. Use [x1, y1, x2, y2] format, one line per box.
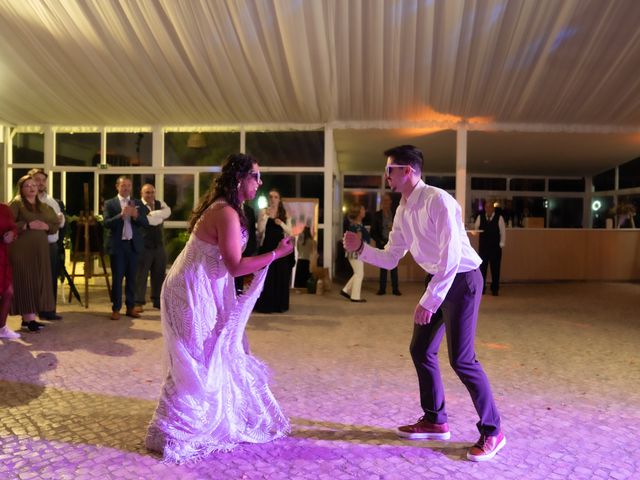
[275, 236, 294, 258]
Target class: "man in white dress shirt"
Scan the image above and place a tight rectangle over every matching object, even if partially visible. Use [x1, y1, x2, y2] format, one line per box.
[134, 184, 171, 312]
[29, 168, 65, 321]
[343, 145, 505, 462]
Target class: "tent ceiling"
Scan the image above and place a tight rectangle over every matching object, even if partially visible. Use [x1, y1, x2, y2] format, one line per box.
[1, 0, 639, 175]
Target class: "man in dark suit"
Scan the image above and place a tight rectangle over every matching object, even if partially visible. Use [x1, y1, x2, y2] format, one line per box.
[370, 193, 401, 296]
[103, 176, 149, 320]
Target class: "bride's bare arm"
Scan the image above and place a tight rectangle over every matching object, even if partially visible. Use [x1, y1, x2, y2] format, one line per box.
[215, 206, 293, 277]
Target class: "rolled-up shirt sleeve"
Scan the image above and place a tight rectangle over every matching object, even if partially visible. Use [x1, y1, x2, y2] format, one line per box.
[358, 208, 408, 270]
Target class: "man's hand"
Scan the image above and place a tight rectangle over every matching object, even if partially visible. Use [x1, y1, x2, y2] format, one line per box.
[413, 303, 433, 325]
[343, 231, 361, 252]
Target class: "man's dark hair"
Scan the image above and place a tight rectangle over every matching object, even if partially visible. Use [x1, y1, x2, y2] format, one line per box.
[383, 145, 423, 172]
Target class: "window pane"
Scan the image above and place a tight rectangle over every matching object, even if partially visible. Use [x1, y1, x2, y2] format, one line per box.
[342, 191, 377, 229]
[13, 132, 44, 164]
[56, 133, 101, 166]
[512, 196, 546, 228]
[509, 178, 545, 191]
[300, 174, 325, 223]
[164, 174, 195, 221]
[106, 132, 152, 167]
[165, 228, 189, 264]
[425, 175, 456, 190]
[618, 157, 640, 189]
[198, 172, 216, 201]
[616, 194, 639, 228]
[246, 131, 324, 167]
[258, 174, 296, 199]
[590, 196, 614, 228]
[471, 177, 507, 190]
[164, 132, 240, 166]
[593, 169, 615, 192]
[344, 175, 381, 188]
[98, 174, 155, 213]
[548, 198, 583, 228]
[548, 178, 585, 192]
[65, 172, 95, 216]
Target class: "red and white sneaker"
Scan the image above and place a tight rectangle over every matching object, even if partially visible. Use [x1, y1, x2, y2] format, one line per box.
[466, 431, 506, 461]
[395, 416, 450, 440]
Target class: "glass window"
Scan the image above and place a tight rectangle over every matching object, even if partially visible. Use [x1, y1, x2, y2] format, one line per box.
[342, 191, 377, 229]
[198, 172, 216, 202]
[106, 132, 152, 167]
[616, 194, 639, 228]
[548, 178, 585, 192]
[592, 169, 615, 192]
[258, 174, 296, 199]
[98, 173, 155, 211]
[300, 174, 325, 223]
[11, 168, 31, 196]
[425, 175, 455, 190]
[12, 132, 44, 164]
[509, 178, 545, 191]
[344, 175, 381, 189]
[471, 177, 507, 191]
[165, 228, 190, 264]
[547, 198, 583, 228]
[618, 157, 640, 190]
[164, 132, 240, 166]
[164, 174, 195, 222]
[65, 172, 95, 216]
[512, 196, 546, 228]
[56, 133, 101, 166]
[246, 131, 324, 167]
[590, 196, 614, 228]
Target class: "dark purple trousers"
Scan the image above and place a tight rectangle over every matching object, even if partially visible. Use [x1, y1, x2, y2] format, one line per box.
[410, 268, 501, 436]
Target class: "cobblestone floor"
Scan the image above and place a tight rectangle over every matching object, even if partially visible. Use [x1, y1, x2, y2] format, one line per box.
[1, 281, 639, 479]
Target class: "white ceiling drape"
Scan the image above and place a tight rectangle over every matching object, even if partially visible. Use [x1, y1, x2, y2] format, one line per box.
[1, 0, 640, 128]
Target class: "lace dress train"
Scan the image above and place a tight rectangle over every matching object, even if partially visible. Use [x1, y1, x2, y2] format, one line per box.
[146, 235, 289, 463]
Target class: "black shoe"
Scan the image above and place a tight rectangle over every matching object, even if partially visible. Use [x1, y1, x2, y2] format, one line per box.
[392, 290, 402, 296]
[376, 290, 385, 295]
[21, 321, 42, 332]
[340, 290, 350, 300]
[350, 298, 367, 303]
[152, 303, 161, 309]
[492, 291, 499, 296]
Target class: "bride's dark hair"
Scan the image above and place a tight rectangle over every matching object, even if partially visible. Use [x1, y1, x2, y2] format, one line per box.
[188, 153, 257, 233]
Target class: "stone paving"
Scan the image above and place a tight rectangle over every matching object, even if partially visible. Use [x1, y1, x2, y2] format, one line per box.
[1, 281, 639, 479]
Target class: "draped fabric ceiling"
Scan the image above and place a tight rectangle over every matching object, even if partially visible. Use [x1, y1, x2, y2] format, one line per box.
[1, 0, 639, 175]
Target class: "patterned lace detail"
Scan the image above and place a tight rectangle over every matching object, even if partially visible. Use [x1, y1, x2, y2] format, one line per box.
[146, 234, 288, 463]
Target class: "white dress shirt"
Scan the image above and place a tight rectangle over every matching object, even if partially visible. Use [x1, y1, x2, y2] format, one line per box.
[474, 213, 506, 248]
[142, 199, 171, 226]
[359, 180, 481, 313]
[118, 194, 133, 240]
[39, 193, 65, 244]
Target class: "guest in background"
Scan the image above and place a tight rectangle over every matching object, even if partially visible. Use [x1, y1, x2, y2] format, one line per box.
[28, 168, 65, 320]
[294, 225, 315, 288]
[134, 183, 171, 312]
[340, 204, 369, 303]
[103, 176, 149, 320]
[371, 193, 401, 296]
[9, 175, 59, 332]
[235, 202, 258, 294]
[0, 203, 19, 339]
[474, 200, 506, 296]
[254, 188, 293, 313]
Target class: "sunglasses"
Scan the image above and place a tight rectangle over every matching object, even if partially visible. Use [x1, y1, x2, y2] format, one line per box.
[385, 164, 414, 176]
[247, 171, 261, 183]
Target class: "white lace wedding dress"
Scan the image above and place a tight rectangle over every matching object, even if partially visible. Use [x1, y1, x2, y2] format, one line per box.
[145, 230, 289, 463]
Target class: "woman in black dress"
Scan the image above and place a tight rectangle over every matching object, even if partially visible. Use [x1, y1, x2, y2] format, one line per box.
[254, 189, 293, 313]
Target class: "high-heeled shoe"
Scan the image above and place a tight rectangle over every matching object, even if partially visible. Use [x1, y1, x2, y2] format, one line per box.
[21, 320, 42, 332]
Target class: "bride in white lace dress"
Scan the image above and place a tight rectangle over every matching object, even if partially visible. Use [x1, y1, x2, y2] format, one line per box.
[146, 154, 294, 463]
